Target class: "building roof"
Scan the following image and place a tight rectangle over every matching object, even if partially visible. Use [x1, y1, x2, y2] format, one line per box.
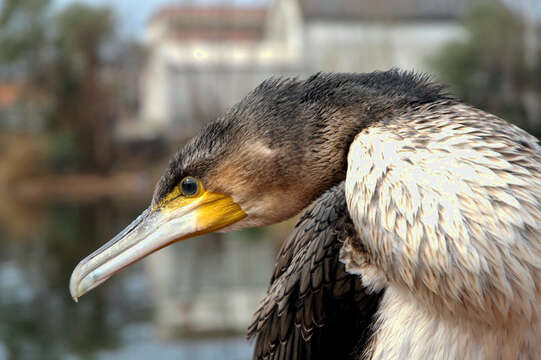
[299, 0, 494, 20]
[149, 5, 268, 41]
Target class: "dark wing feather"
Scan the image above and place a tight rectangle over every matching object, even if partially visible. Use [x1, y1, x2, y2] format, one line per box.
[248, 183, 382, 360]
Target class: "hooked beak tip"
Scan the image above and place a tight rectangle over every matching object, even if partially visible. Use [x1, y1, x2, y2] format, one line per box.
[70, 258, 111, 302]
[69, 261, 83, 302]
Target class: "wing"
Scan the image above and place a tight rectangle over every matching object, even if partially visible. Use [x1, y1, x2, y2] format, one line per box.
[343, 102, 541, 325]
[248, 182, 382, 360]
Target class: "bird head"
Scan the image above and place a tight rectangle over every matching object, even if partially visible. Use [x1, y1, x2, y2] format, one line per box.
[69, 76, 348, 301]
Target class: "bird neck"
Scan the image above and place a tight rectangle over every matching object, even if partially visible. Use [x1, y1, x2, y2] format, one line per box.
[295, 71, 453, 202]
[299, 93, 408, 197]
[214, 71, 453, 223]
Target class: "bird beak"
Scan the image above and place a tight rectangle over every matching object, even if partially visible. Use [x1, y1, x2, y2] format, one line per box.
[69, 191, 246, 301]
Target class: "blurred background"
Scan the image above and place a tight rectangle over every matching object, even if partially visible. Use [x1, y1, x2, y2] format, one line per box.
[0, 0, 540, 359]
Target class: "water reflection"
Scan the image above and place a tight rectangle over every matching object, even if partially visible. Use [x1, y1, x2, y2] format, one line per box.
[0, 197, 276, 360]
[147, 229, 274, 340]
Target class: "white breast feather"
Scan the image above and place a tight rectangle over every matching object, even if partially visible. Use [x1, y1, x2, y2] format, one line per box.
[341, 103, 541, 360]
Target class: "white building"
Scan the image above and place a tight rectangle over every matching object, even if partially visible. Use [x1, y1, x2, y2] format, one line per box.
[296, 0, 473, 73]
[133, 0, 488, 141]
[137, 5, 302, 141]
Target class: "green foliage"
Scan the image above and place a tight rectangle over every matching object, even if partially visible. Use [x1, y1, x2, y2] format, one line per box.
[432, 41, 478, 101]
[0, 0, 117, 173]
[56, 4, 114, 72]
[46, 130, 81, 173]
[430, 2, 537, 134]
[0, 0, 50, 66]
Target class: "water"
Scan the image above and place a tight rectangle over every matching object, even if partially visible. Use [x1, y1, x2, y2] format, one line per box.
[0, 197, 277, 360]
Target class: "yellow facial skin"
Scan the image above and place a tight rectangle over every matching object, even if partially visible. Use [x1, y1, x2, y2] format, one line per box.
[69, 178, 246, 301]
[157, 179, 247, 237]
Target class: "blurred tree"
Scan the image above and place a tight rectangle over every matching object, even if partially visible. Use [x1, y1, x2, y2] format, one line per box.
[0, 0, 50, 77]
[430, 2, 540, 137]
[0, 1, 116, 174]
[50, 4, 115, 173]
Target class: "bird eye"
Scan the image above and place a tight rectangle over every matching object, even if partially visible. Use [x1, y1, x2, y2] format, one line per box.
[180, 177, 200, 197]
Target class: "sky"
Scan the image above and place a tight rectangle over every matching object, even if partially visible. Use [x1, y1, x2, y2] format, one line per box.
[53, 0, 269, 39]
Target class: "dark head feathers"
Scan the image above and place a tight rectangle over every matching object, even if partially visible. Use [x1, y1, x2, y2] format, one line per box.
[299, 69, 452, 106]
[151, 119, 235, 205]
[236, 69, 451, 114]
[152, 70, 453, 205]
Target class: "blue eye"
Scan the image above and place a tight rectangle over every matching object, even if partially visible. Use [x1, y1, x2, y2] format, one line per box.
[181, 177, 199, 197]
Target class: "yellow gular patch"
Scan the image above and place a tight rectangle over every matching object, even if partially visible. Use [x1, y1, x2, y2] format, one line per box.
[157, 180, 247, 237]
[194, 191, 247, 233]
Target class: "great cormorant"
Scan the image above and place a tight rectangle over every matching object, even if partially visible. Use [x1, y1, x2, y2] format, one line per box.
[70, 70, 541, 359]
